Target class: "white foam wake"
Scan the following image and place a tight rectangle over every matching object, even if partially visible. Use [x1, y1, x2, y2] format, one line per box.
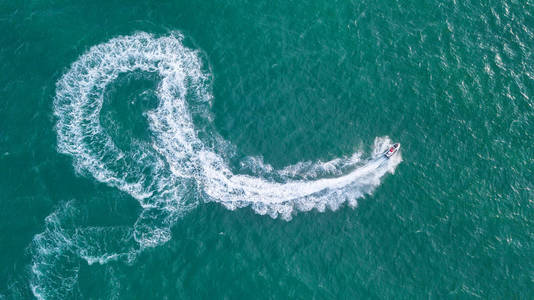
[30, 201, 138, 299]
[54, 31, 402, 221]
[31, 32, 402, 299]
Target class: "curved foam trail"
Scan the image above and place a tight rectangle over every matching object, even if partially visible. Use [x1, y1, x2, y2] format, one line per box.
[37, 31, 402, 298]
[198, 147, 400, 219]
[54, 31, 402, 222]
[30, 202, 138, 300]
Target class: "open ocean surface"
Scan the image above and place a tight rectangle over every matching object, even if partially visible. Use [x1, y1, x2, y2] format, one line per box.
[1, 0, 533, 299]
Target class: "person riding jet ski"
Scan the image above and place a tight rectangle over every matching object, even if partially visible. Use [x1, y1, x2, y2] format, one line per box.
[384, 143, 400, 158]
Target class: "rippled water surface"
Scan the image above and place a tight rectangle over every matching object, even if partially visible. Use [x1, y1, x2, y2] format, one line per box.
[1, 0, 533, 298]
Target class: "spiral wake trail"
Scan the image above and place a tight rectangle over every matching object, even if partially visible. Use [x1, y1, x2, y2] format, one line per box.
[31, 32, 402, 299]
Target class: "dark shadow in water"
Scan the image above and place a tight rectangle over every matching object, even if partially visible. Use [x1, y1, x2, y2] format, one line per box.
[100, 71, 160, 152]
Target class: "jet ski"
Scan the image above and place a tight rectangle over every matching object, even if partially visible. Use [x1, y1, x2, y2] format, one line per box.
[384, 143, 400, 158]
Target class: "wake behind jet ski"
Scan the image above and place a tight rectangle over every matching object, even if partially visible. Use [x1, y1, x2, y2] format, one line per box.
[384, 143, 400, 158]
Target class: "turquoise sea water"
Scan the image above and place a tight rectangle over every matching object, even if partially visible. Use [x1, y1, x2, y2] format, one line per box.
[1, 0, 533, 298]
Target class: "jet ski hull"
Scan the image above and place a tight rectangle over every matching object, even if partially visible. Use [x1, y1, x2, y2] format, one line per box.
[384, 143, 400, 158]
